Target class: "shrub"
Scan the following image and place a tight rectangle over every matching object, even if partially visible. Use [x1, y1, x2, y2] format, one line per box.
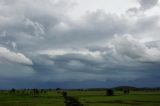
[64, 96, 83, 106]
[106, 89, 114, 96]
[10, 88, 16, 94]
[123, 89, 130, 94]
[62, 91, 67, 97]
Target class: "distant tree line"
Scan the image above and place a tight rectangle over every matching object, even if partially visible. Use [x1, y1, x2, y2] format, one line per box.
[7, 88, 48, 96]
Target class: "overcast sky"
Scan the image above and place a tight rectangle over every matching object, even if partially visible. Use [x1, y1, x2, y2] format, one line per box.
[0, 0, 160, 89]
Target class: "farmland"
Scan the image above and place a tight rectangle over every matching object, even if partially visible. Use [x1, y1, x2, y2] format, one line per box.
[0, 89, 160, 106]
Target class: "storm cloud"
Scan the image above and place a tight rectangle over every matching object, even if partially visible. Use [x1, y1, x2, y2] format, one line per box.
[0, 0, 160, 88]
[138, 0, 159, 10]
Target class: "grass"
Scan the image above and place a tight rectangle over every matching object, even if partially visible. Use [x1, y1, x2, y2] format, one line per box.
[0, 90, 160, 106]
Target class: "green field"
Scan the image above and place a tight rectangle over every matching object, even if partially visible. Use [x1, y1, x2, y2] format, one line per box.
[0, 90, 160, 106]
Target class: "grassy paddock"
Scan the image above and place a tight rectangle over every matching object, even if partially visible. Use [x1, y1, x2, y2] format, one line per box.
[0, 90, 160, 106]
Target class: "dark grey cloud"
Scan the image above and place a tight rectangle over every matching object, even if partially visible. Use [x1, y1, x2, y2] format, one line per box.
[0, 0, 160, 88]
[138, 0, 159, 10]
[31, 34, 160, 82]
[127, 0, 159, 15]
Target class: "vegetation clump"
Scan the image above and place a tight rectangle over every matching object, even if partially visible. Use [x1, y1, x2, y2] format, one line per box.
[62, 91, 84, 106]
[123, 89, 130, 94]
[106, 89, 114, 96]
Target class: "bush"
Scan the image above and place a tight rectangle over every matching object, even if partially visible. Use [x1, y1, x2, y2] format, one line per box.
[62, 91, 67, 97]
[56, 88, 61, 93]
[10, 88, 16, 94]
[106, 89, 114, 96]
[64, 96, 83, 106]
[123, 89, 130, 94]
[61, 91, 84, 106]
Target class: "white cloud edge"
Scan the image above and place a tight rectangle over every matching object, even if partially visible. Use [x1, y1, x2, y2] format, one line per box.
[0, 47, 33, 65]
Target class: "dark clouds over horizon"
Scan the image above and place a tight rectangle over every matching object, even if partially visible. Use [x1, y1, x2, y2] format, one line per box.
[0, 0, 160, 88]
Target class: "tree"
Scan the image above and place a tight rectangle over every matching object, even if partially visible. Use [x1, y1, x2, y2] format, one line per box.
[62, 91, 67, 97]
[56, 88, 61, 91]
[10, 88, 16, 94]
[123, 89, 130, 94]
[56, 88, 61, 93]
[106, 89, 114, 96]
[31, 89, 39, 96]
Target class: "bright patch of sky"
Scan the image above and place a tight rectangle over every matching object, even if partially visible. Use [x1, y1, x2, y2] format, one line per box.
[68, 0, 139, 19]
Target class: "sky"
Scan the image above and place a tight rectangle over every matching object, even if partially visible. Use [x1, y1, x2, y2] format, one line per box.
[0, 0, 160, 89]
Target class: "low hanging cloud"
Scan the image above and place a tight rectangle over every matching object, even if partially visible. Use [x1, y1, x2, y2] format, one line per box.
[109, 34, 160, 63]
[40, 34, 160, 67]
[0, 47, 33, 65]
[138, 0, 159, 10]
[127, 0, 159, 15]
[31, 34, 160, 82]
